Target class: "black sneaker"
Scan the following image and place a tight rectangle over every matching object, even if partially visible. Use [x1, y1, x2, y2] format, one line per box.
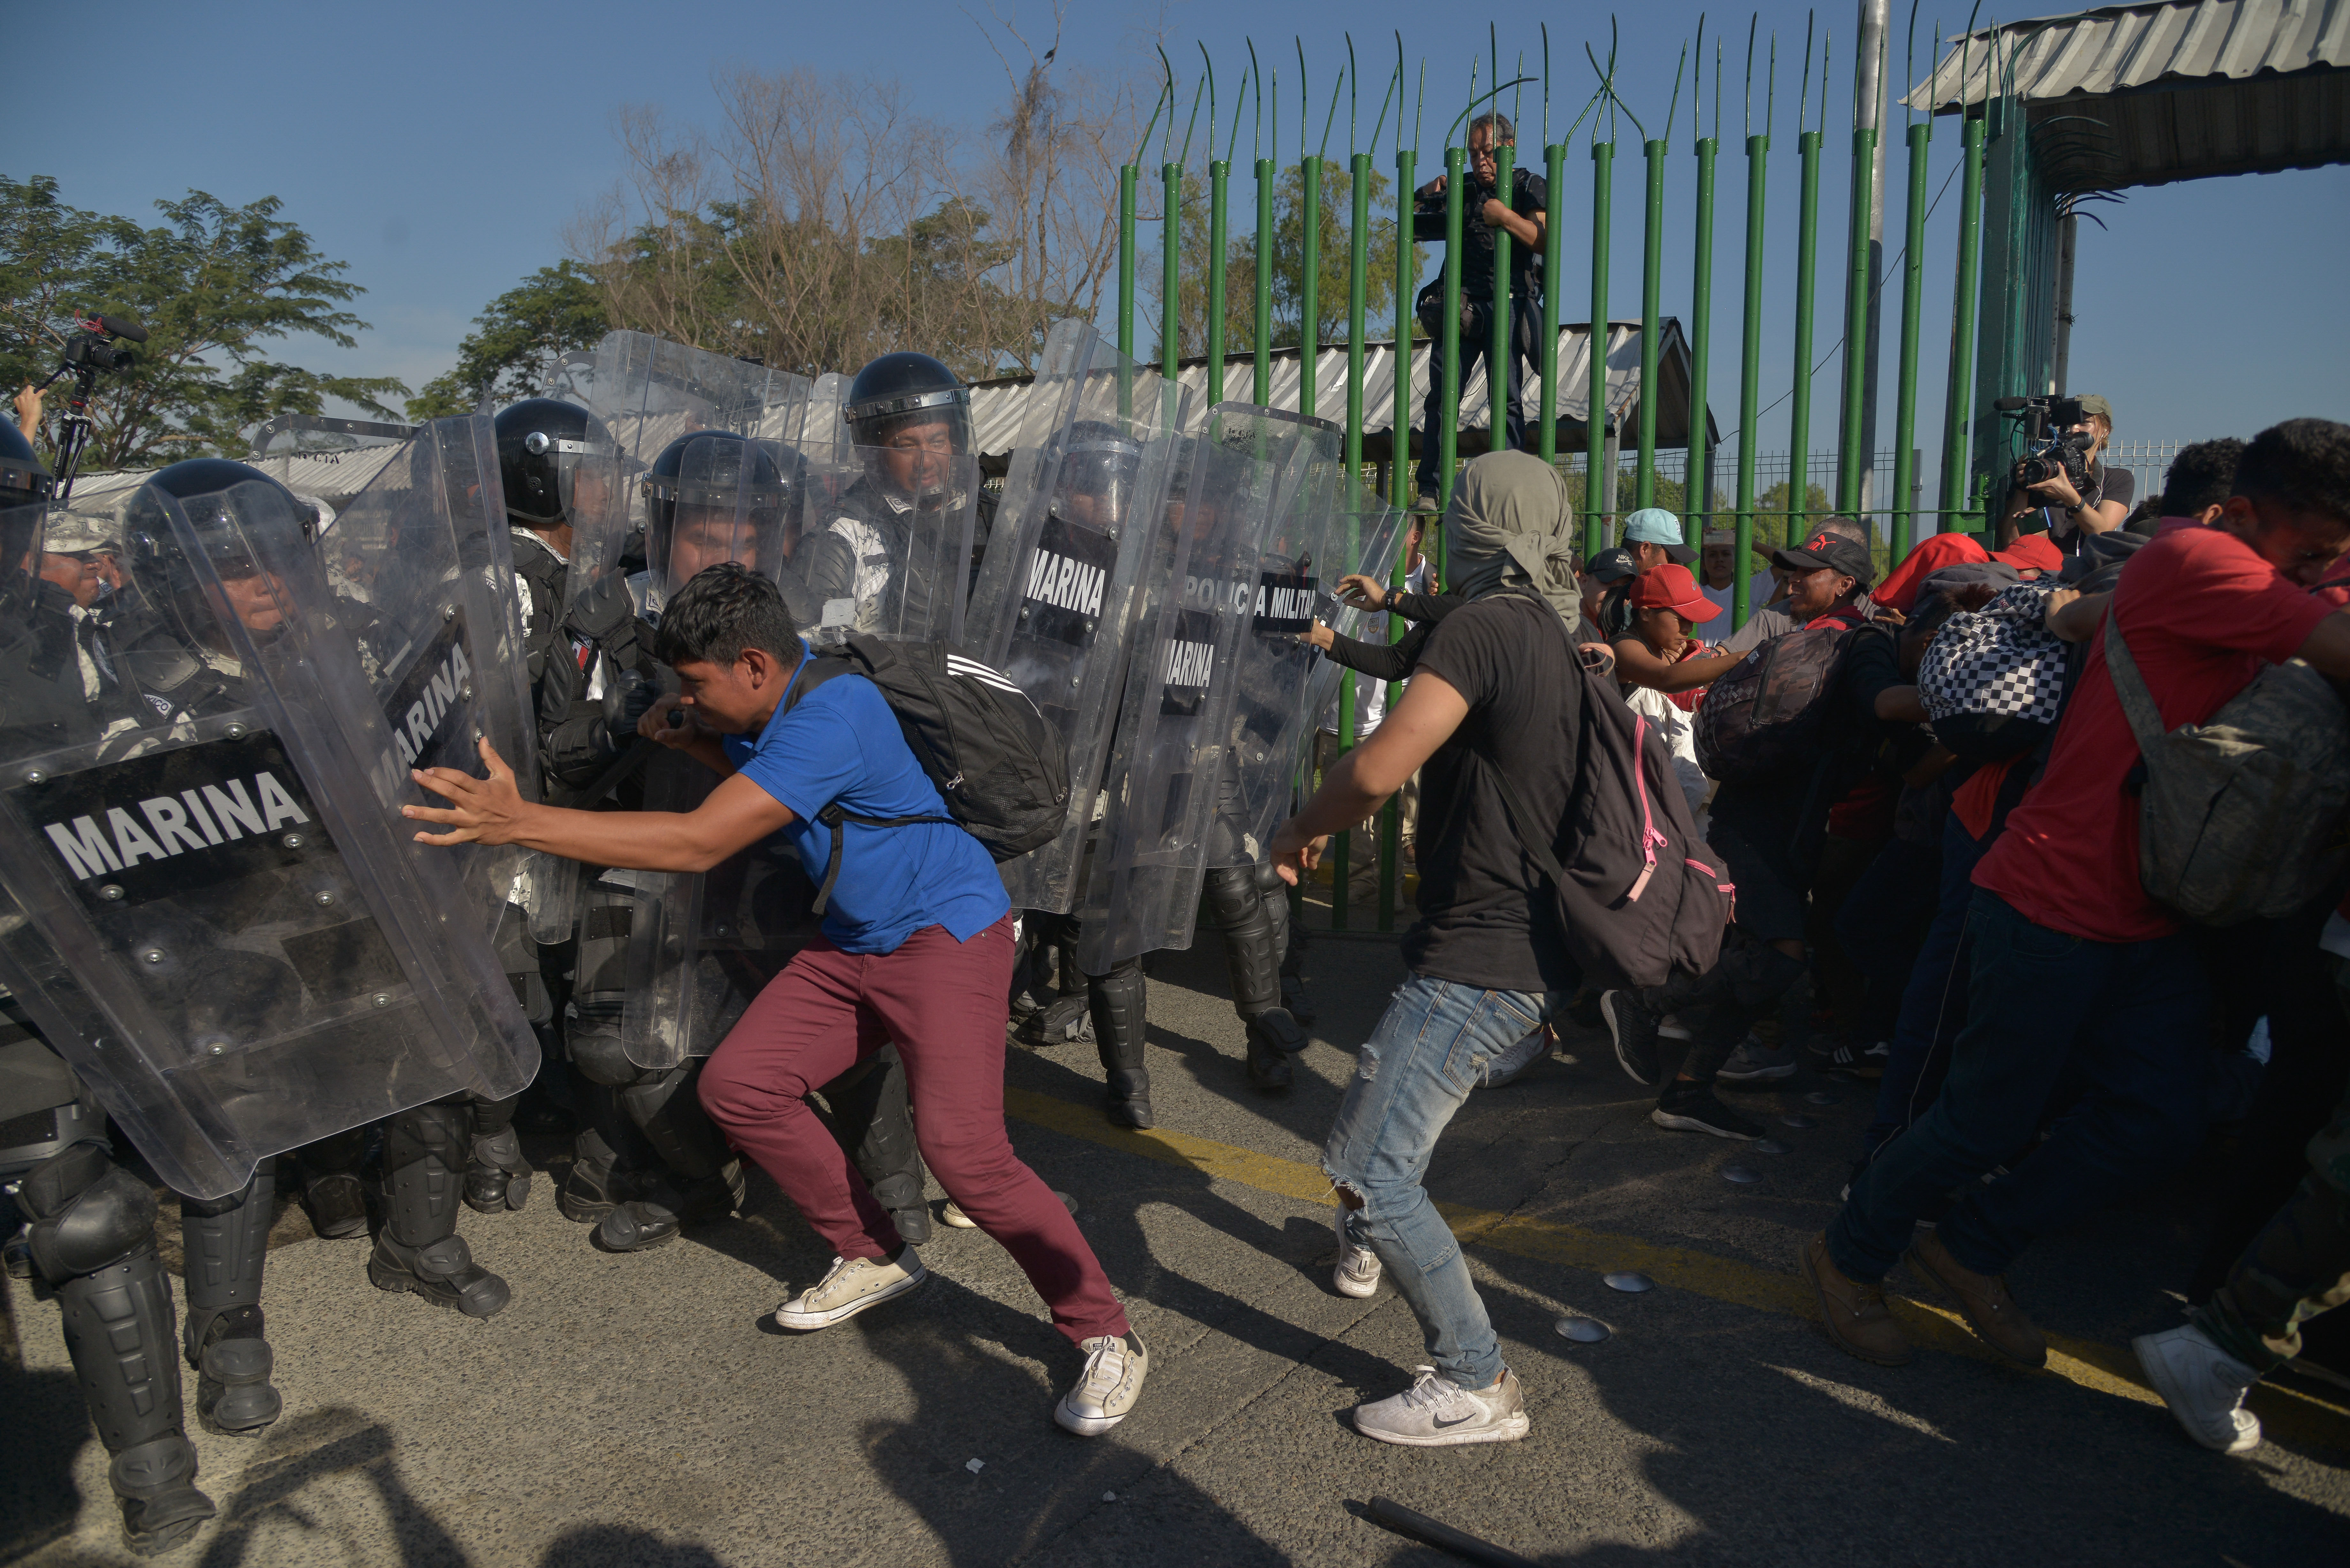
[1600, 990, 1662, 1087]
[1651, 1083, 1763, 1140]
[1819, 1038, 1889, 1079]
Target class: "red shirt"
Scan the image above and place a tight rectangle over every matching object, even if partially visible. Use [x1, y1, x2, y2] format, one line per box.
[1972, 521, 2337, 942]
[1874, 533, 1990, 615]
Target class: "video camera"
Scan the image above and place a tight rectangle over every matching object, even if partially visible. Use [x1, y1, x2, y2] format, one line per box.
[36, 311, 147, 503]
[1996, 394, 2094, 494]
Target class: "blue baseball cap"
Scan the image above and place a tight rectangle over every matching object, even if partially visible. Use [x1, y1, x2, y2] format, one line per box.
[1620, 508, 1697, 564]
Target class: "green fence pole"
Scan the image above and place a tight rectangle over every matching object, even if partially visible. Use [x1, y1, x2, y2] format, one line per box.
[1255, 153, 1275, 404]
[1488, 137, 1515, 454]
[1689, 129, 1717, 550]
[1118, 165, 1138, 363]
[1938, 110, 1986, 533]
[1585, 137, 1612, 560]
[1540, 141, 1565, 464]
[1636, 135, 1665, 509]
[1439, 143, 1466, 506]
[1890, 117, 1929, 562]
[1734, 124, 1768, 628]
[1788, 125, 1822, 543]
[1348, 153, 1371, 477]
[1301, 151, 1322, 419]
[1163, 161, 1183, 384]
[1208, 158, 1230, 406]
[1835, 123, 1877, 515]
[1394, 141, 1416, 506]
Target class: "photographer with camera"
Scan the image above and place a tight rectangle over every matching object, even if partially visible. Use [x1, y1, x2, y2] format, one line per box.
[1999, 392, 2133, 559]
[1410, 112, 1547, 511]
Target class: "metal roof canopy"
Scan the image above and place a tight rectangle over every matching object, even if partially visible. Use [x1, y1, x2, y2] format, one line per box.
[968, 320, 1718, 467]
[1907, 0, 2350, 191]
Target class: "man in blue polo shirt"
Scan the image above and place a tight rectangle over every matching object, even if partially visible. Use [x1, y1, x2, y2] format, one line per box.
[406, 562, 1146, 1436]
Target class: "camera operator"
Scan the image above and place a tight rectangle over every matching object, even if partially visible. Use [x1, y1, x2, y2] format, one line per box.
[1409, 112, 1547, 511]
[1999, 392, 2132, 557]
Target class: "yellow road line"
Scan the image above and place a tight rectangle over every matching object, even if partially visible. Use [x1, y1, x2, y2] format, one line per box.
[1003, 1087, 2349, 1448]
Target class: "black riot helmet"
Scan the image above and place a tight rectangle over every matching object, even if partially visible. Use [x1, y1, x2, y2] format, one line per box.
[843, 352, 973, 494]
[1051, 419, 1144, 533]
[641, 429, 800, 588]
[494, 397, 615, 528]
[121, 458, 317, 644]
[1, 419, 56, 618]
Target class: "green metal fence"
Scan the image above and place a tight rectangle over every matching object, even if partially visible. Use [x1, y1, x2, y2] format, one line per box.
[1115, 11, 2041, 934]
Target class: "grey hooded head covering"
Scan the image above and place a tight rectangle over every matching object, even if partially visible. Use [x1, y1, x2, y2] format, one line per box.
[1440, 450, 1581, 631]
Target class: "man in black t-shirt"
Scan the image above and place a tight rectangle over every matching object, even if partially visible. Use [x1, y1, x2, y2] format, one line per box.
[1269, 454, 1582, 1449]
[1411, 112, 1548, 508]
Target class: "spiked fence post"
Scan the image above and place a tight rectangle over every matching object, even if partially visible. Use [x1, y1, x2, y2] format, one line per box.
[1585, 136, 1613, 560]
[1439, 142, 1467, 507]
[1637, 133, 1666, 509]
[1938, 109, 1986, 532]
[1891, 115, 1929, 559]
[1789, 123, 1823, 543]
[1689, 128, 1717, 550]
[1836, 120, 1879, 515]
[1733, 122, 1769, 626]
[1118, 165, 1139, 364]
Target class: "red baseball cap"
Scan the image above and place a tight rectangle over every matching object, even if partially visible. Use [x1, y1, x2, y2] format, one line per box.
[1626, 562, 1723, 622]
[1991, 533, 2062, 574]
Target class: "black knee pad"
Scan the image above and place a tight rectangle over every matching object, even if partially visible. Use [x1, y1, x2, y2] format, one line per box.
[618, 1060, 729, 1182]
[19, 1141, 157, 1283]
[567, 1018, 647, 1088]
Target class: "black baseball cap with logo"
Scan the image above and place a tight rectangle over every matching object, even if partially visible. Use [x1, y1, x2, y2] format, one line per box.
[1770, 531, 1876, 588]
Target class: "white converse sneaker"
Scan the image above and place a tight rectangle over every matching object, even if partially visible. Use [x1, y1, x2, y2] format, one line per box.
[1351, 1366, 1530, 1447]
[772, 1251, 928, 1331]
[2133, 1323, 2263, 1455]
[1055, 1331, 1149, 1436]
[940, 1202, 977, 1228]
[1332, 1208, 1382, 1299]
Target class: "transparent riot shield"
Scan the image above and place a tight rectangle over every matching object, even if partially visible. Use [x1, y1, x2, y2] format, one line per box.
[322, 413, 546, 952]
[965, 321, 1191, 913]
[618, 430, 813, 1070]
[0, 477, 538, 1199]
[1303, 484, 1414, 729]
[1072, 403, 1318, 975]
[1215, 413, 1349, 867]
[799, 448, 978, 647]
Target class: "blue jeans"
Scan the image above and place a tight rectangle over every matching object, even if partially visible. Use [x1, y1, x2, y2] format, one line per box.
[1324, 974, 1562, 1388]
[1827, 891, 2210, 1281]
[1863, 813, 1991, 1158]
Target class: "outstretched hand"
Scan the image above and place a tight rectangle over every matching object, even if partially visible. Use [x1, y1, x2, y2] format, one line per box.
[1337, 572, 1390, 611]
[1266, 816, 1327, 887]
[404, 736, 531, 846]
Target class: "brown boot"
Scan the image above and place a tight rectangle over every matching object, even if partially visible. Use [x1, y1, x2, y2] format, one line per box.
[1907, 1230, 2046, 1367]
[1801, 1234, 1913, 1367]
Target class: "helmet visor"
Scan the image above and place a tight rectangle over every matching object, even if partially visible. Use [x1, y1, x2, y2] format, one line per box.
[643, 436, 795, 595]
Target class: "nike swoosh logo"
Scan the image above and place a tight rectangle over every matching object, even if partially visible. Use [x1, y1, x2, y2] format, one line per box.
[1431, 1413, 1479, 1429]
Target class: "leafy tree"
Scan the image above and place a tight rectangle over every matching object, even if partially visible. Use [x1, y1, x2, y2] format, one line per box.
[405, 261, 608, 419]
[1161, 163, 1424, 362]
[2, 176, 406, 470]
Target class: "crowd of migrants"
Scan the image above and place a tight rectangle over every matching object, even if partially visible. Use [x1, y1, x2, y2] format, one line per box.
[4, 323, 2349, 1557]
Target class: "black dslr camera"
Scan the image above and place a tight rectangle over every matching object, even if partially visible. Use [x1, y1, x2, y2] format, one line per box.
[2003, 394, 2094, 493]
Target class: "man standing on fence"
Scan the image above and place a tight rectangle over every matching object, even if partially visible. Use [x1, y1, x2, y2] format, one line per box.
[1411, 112, 1547, 512]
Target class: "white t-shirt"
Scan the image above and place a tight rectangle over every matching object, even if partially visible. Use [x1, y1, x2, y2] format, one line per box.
[1621, 681, 1709, 818]
[1701, 569, 1778, 619]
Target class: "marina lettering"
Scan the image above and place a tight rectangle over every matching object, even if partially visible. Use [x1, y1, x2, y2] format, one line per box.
[1025, 547, 1106, 619]
[392, 641, 474, 768]
[42, 770, 311, 881]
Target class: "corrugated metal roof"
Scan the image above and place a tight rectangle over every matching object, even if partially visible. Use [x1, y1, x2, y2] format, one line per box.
[58, 441, 408, 529]
[1905, 1, 2350, 189]
[1908, 0, 2347, 109]
[969, 320, 1716, 459]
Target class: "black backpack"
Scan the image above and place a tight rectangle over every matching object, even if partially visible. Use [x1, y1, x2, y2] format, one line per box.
[1693, 622, 1860, 782]
[1466, 592, 1733, 991]
[779, 635, 1068, 914]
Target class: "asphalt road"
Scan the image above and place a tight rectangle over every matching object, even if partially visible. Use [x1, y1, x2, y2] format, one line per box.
[4, 920, 2346, 1567]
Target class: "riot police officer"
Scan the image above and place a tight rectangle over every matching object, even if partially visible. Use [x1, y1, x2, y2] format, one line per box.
[804, 351, 992, 638]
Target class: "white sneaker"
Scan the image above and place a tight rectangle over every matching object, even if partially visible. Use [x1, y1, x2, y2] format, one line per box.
[1055, 1331, 1149, 1436]
[772, 1252, 928, 1331]
[1659, 1013, 1694, 1041]
[1351, 1366, 1530, 1447]
[1332, 1208, 1382, 1299]
[940, 1202, 977, 1228]
[2133, 1323, 2263, 1454]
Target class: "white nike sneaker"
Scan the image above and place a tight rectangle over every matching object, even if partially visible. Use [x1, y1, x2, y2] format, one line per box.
[2134, 1323, 2263, 1455]
[772, 1251, 927, 1331]
[1056, 1331, 1149, 1436]
[1352, 1366, 1530, 1447]
[1332, 1207, 1382, 1299]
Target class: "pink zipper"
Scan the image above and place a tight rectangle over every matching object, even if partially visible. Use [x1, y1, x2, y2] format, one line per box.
[1626, 716, 1667, 902]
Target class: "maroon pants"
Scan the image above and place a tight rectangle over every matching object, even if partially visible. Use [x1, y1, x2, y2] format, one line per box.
[698, 915, 1128, 1347]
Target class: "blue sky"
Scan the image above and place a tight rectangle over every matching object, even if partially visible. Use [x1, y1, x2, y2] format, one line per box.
[10, 0, 2345, 489]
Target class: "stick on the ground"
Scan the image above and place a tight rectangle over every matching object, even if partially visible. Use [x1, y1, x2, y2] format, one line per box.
[1365, 1497, 1541, 1568]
